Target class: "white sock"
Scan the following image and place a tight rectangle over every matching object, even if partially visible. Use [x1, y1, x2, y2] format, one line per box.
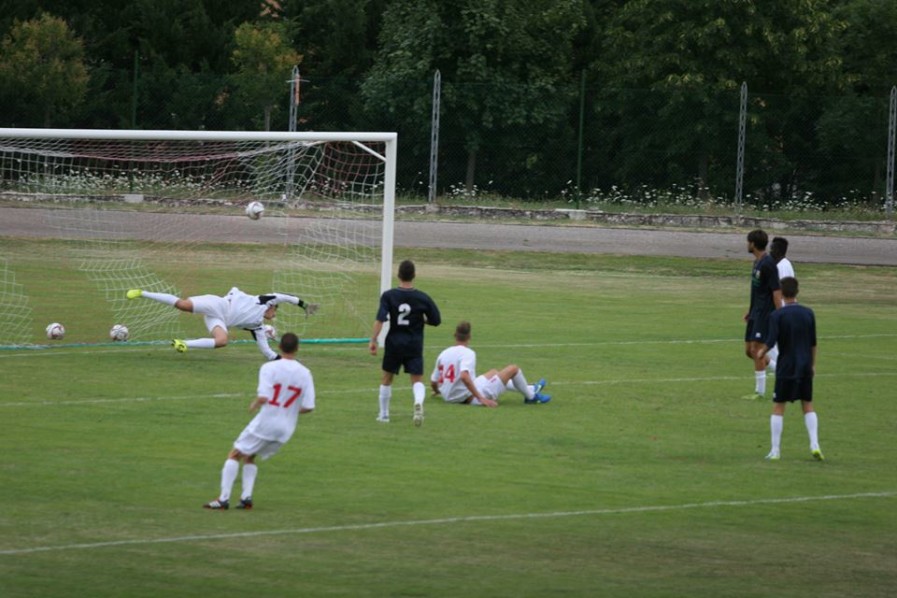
[220, 458, 239, 502]
[770, 414, 783, 454]
[804, 412, 820, 450]
[412, 381, 426, 406]
[185, 338, 216, 349]
[767, 345, 779, 370]
[755, 370, 766, 395]
[241, 463, 258, 501]
[142, 291, 179, 306]
[379, 385, 392, 418]
[511, 370, 534, 400]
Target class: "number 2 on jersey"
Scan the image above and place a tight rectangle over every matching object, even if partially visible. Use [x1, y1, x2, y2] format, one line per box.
[396, 303, 412, 326]
[268, 383, 302, 408]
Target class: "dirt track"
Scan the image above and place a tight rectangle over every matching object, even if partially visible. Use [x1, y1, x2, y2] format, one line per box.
[1, 206, 896, 266]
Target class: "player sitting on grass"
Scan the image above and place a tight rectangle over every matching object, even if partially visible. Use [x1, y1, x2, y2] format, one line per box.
[430, 321, 550, 407]
[127, 287, 319, 360]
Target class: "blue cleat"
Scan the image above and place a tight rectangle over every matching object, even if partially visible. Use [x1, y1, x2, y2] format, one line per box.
[525, 392, 551, 404]
[532, 378, 547, 395]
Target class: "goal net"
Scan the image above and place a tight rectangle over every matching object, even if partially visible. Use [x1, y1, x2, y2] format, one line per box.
[0, 128, 396, 347]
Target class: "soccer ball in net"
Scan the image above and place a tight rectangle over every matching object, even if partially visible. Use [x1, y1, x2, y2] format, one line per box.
[110, 324, 130, 342]
[46, 322, 65, 340]
[263, 324, 277, 340]
[245, 201, 265, 220]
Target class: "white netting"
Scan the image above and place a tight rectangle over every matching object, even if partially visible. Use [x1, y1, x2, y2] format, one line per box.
[0, 258, 34, 346]
[0, 132, 392, 345]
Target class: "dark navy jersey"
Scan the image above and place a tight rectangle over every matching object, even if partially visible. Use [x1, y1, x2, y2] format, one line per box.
[765, 303, 816, 380]
[376, 287, 441, 353]
[749, 254, 780, 318]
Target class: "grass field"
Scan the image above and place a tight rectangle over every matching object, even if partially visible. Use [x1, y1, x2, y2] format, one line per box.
[1, 238, 896, 597]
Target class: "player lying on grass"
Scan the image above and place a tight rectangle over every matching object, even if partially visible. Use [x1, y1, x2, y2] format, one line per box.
[127, 287, 319, 360]
[203, 332, 315, 510]
[430, 321, 551, 407]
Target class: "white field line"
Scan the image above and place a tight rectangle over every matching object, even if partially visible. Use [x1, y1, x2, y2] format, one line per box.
[1, 333, 896, 359]
[2, 371, 895, 408]
[1, 491, 893, 556]
[3, 371, 896, 408]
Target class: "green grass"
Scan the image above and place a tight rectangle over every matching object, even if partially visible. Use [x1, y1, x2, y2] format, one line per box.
[1, 240, 896, 597]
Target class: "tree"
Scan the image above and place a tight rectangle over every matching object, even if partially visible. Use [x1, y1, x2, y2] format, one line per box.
[0, 13, 89, 126]
[230, 21, 301, 131]
[362, 0, 586, 195]
[281, 0, 385, 130]
[591, 0, 845, 203]
[814, 0, 897, 204]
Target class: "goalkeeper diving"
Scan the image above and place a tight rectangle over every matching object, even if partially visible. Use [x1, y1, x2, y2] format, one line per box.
[127, 287, 319, 360]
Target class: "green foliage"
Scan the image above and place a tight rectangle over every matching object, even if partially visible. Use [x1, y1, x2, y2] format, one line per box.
[1, 240, 896, 596]
[590, 0, 847, 202]
[230, 21, 301, 131]
[362, 0, 586, 192]
[0, 13, 89, 126]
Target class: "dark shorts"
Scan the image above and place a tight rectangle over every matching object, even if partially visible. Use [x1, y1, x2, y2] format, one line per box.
[744, 315, 771, 343]
[381, 350, 424, 376]
[773, 376, 813, 403]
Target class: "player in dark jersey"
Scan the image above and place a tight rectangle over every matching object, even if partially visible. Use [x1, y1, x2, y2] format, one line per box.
[369, 260, 441, 426]
[743, 229, 782, 400]
[757, 277, 822, 461]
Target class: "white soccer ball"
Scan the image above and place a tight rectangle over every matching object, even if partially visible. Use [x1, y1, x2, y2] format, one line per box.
[245, 201, 265, 220]
[110, 324, 130, 342]
[46, 322, 65, 340]
[263, 324, 277, 340]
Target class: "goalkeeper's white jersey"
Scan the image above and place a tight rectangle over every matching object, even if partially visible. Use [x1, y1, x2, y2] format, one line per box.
[430, 344, 477, 403]
[224, 287, 290, 329]
[246, 358, 315, 443]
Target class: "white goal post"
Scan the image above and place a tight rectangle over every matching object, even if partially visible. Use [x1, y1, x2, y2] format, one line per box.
[0, 128, 397, 347]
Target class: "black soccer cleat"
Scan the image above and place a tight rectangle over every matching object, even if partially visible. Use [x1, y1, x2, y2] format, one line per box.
[235, 498, 253, 510]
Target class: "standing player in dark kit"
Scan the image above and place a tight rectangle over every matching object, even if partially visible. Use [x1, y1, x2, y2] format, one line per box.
[369, 260, 441, 426]
[743, 229, 782, 400]
[757, 277, 823, 461]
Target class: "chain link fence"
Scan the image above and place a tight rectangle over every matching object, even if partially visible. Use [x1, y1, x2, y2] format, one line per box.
[100, 73, 897, 216]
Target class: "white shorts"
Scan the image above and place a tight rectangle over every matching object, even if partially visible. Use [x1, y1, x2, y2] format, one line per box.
[470, 374, 506, 405]
[190, 294, 229, 334]
[234, 429, 284, 460]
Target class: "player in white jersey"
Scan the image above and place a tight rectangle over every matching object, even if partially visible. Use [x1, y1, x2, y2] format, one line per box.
[203, 332, 315, 510]
[126, 286, 319, 360]
[766, 237, 794, 371]
[430, 321, 551, 407]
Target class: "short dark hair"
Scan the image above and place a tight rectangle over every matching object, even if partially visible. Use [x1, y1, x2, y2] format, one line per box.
[398, 259, 416, 282]
[747, 229, 768, 250]
[770, 237, 789, 261]
[454, 321, 471, 342]
[780, 276, 799, 299]
[279, 332, 300, 354]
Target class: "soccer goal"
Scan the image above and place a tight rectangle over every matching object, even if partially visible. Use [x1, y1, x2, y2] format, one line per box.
[0, 128, 397, 346]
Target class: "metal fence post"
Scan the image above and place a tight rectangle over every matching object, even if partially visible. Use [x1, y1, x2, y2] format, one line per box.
[886, 86, 896, 218]
[735, 82, 747, 213]
[428, 70, 442, 204]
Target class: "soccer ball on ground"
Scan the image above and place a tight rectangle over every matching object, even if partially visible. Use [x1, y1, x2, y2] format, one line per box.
[46, 322, 65, 340]
[263, 324, 277, 340]
[245, 201, 265, 220]
[110, 324, 130, 342]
